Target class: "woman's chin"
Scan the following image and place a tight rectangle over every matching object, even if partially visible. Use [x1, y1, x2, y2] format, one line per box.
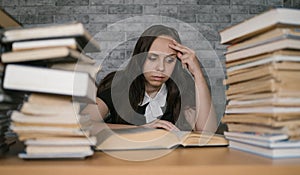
[148, 81, 164, 88]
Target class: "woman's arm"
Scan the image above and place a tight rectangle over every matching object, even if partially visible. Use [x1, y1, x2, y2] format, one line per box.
[81, 97, 109, 121]
[96, 97, 109, 120]
[88, 97, 179, 132]
[193, 71, 218, 132]
[169, 40, 218, 132]
[80, 97, 110, 135]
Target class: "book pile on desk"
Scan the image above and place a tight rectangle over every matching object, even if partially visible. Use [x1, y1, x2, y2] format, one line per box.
[1, 22, 101, 159]
[219, 8, 300, 158]
[0, 62, 26, 154]
[0, 9, 25, 154]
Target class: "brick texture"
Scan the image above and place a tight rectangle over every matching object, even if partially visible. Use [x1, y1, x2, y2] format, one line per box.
[1, 0, 299, 121]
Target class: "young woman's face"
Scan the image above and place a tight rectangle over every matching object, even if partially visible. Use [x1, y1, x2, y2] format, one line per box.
[143, 36, 177, 88]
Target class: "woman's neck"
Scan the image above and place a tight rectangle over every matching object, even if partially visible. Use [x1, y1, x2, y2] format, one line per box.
[145, 84, 162, 98]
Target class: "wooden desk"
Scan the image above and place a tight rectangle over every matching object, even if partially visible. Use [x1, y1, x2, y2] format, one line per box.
[1, 143, 300, 175]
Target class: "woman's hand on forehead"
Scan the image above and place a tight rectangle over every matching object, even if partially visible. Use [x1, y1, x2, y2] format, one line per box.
[168, 40, 202, 77]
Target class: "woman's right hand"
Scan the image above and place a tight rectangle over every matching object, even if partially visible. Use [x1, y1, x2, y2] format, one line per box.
[142, 119, 180, 131]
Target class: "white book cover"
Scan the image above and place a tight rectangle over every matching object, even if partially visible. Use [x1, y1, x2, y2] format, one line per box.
[227, 55, 300, 72]
[2, 22, 100, 52]
[229, 140, 300, 158]
[226, 136, 300, 149]
[25, 136, 97, 146]
[12, 38, 79, 51]
[224, 132, 288, 142]
[220, 8, 300, 44]
[225, 106, 300, 114]
[3, 64, 96, 103]
[225, 39, 300, 62]
[18, 150, 93, 159]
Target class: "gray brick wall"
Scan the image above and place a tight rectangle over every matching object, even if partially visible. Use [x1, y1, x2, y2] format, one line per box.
[1, 0, 299, 121]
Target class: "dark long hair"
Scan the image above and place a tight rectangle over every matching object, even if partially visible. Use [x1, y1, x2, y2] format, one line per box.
[97, 25, 195, 129]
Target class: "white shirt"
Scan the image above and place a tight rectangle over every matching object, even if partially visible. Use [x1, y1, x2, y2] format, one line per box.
[139, 84, 167, 123]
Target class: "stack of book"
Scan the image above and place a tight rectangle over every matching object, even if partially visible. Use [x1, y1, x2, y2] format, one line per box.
[0, 9, 24, 154]
[1, 22, 101, 159]
[0, 64, 25, 154]
[219, 8, 300, 158]
[0, 73, 25, 154]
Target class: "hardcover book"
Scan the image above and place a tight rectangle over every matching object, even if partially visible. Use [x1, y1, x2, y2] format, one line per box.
[3, 64, 96, 103]
[220, 8, 300, 44]
[95, 128, 228, 151]
[1, 47, 95, 64]
[1, 23, 100, 52]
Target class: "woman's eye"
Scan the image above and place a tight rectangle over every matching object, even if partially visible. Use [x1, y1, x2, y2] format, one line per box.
[148, 55, 158, 61]
[165, 57, 175, 63]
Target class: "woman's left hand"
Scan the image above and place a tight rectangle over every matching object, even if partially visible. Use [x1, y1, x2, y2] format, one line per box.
[168, 40, 202, 78]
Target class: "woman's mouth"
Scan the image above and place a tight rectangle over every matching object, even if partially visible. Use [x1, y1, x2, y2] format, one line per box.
[151, 75, 165, 81]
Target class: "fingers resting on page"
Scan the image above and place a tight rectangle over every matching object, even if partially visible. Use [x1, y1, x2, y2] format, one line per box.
[142, 119, 180, 131]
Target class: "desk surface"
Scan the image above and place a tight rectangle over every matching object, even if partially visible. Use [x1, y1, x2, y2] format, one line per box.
[1, 143, 300, 175]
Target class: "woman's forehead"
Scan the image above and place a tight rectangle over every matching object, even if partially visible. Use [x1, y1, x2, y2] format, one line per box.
[149, 36, 177, 55]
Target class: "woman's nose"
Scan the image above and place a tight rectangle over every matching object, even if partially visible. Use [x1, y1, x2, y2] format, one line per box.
[156, 58, 165, 72]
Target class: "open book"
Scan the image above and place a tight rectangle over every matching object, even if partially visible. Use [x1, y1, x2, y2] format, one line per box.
[95, 128, 228, 151]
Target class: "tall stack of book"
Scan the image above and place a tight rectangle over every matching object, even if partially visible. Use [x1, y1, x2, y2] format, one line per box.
[219, 8, 300, 158]
[1, 22, 101, 159]
[0, 69, 25, 154]
[0, 8, 24, 154]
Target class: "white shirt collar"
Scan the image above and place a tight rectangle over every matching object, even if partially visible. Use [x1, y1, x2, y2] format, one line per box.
[139, 83, 167, 123]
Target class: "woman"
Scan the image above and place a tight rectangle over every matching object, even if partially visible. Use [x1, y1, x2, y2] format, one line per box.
[96, 25, 217, 132]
